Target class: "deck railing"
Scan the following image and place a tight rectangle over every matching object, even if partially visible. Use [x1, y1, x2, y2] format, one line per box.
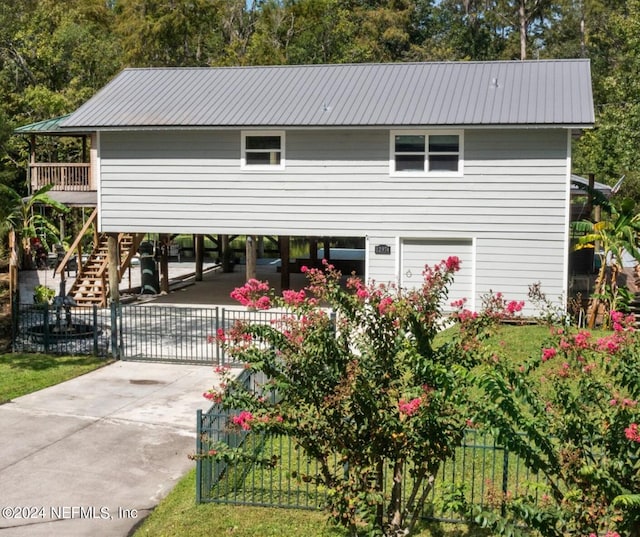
[30, 163, 92, 191]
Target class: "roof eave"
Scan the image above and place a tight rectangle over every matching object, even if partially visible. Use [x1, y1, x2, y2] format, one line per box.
[57, 122, 595, 131]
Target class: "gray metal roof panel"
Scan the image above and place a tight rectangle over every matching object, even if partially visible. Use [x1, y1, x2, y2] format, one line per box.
[60, 60, 594, 129]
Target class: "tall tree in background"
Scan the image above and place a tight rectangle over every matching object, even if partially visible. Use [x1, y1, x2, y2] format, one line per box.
[491, 0, 553, 59]
[343, 0, 416, 62]
[0, 0, 638, 209]
[572, 0, 640, 206]
[413, 0, 508, 60]
[0, 0, 120, 193]
[116, 0, 221, 66]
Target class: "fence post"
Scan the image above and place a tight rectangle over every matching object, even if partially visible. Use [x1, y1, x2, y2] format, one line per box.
[11, 296, 18, 351]
[110, 302, 118, 359]
[92, 305, 98, 356]
[119, 303, 124, 359]
[196, 409, 203, 504]
[43, 306, 50, 353]
[215, 307, 220, 365]
[501, 444, 509, 516]
[221, 308, 226, 366]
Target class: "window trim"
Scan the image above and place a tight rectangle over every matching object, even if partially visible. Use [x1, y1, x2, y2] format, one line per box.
[389, 130, 463, 177]
[241, 130, 285, 171]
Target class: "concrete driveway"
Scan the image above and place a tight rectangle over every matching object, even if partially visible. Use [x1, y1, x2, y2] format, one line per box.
[0, 361, 226, 537]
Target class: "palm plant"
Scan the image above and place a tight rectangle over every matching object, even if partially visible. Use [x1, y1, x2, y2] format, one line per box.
[0, 183, 68, 269]
[573, 198, 640, 328]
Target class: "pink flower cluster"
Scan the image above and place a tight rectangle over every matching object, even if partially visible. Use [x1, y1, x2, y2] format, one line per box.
[203, 390, 223, 404]
[300, 260, 338, 296]
[625, 423, 640, 443]
[398, 397, 422, 417]
[457, 309, 478, 323]
[214, 321, 254, 350]
[378, 296, 394, 316]
[596, 334, 624, 355]
[573, 330, 591, 349]
[232, 410, 255, 431]
[610, 310, 636, 332]
[506, 300, 525, 314]
[445, 256, 461, 272]
[610, 398, 637, 407]
[282, 289, 306, 306]
[347, 276, 370, 300]
[589, 532, 620, 537]
[214, 328, 226, 343]
[541, 347, 557, 361]
[231, 411, 283, 431]
[230, 279, 272, 310]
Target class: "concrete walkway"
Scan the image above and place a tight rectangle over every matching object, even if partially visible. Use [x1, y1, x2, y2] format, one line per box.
[0, 361, 229, 537]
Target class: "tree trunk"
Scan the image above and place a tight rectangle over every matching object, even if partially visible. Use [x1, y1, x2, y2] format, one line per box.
[587, 263, 607, 328]
[519, 0, 528, 60]
[388, 459, 403, 532]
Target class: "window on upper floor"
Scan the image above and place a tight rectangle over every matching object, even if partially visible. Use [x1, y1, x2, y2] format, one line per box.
[390, 131, 462, 176]
[242, 131, 285, 170]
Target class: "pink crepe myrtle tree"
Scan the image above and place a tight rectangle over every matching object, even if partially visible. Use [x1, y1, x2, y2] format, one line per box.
[201, 258, 523, 537]
[474, 311, 640, 536]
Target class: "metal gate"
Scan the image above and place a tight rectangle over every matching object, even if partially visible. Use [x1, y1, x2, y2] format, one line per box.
[117, 305, 288, 365]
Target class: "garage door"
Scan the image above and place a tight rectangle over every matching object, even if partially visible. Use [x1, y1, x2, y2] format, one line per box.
[401, 239, 474, 309]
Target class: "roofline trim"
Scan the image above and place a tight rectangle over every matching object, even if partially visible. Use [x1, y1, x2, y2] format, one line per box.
[58, 123, 594, 132]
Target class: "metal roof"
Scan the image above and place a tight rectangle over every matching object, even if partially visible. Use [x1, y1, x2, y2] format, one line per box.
[14, 114, 88, 135]
[59, 60, 594, 129]
[570, 174, 612, 198]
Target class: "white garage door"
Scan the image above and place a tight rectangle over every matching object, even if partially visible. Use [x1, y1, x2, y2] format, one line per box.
[401, 239, 474, 309]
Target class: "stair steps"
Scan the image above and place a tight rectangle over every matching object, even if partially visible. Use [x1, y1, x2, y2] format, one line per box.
[67, 233, 143, 307]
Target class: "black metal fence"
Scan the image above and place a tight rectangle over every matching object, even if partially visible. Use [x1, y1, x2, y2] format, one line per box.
[12, 303, 292, 365]
[195, 372, 545, 523]
[12, 302, 115, 356]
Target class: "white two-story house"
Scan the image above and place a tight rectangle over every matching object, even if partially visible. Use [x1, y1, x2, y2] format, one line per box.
[23, 60, 594, 312]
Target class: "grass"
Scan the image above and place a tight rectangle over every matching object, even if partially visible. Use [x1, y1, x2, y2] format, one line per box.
[0, 352, 111, 403]
[134, 324, 573, 537]
[133, 469, 476, 537]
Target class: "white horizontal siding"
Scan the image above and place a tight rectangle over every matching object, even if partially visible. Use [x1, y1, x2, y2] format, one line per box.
[366, 237, 397, 283]
[99, 128, 568, 237]
[474, 236, 566, 314]
[97, 127, 569, 310]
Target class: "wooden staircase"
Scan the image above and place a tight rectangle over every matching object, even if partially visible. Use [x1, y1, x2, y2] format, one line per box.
[55, 209, 144, 307]
[66, 233, 143, 307]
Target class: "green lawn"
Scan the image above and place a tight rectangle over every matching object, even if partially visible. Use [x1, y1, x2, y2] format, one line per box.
[133, 469, 475, 537]
[0, 352, 111, 403]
